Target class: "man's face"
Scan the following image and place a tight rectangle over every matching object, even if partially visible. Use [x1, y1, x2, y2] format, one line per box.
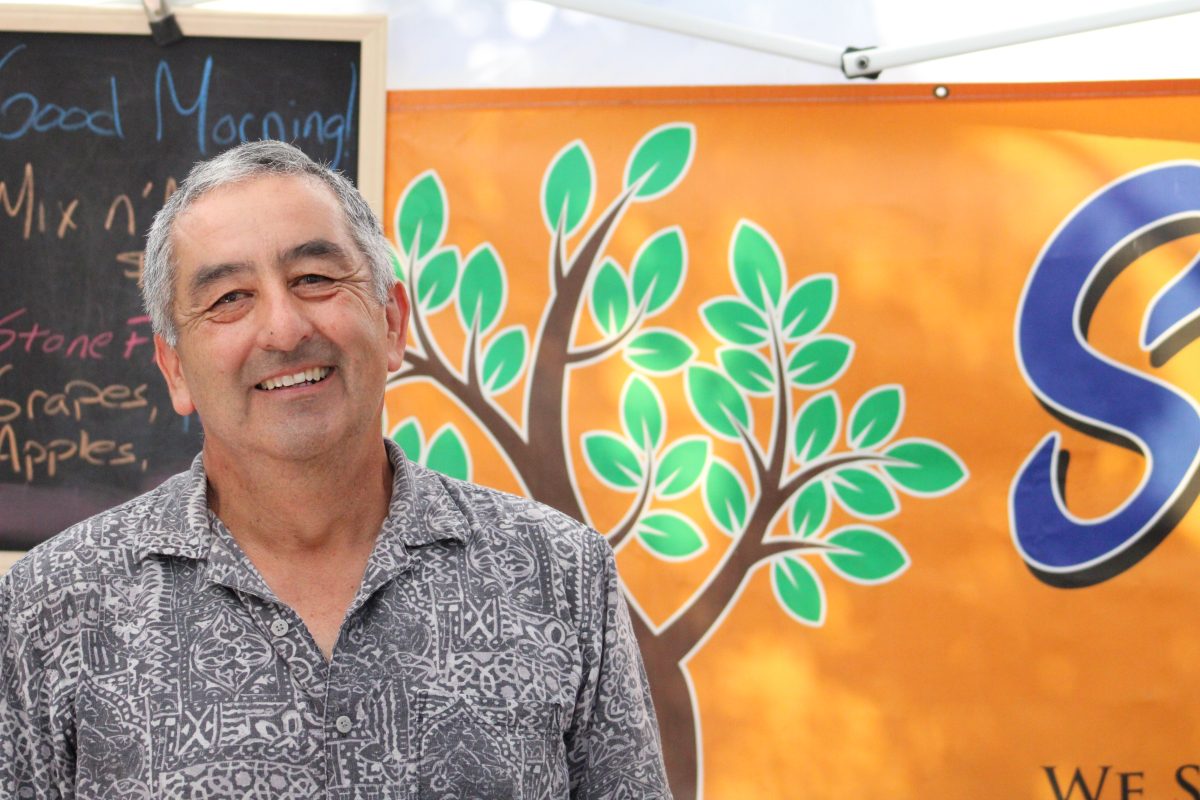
[154, 174, 408, 465]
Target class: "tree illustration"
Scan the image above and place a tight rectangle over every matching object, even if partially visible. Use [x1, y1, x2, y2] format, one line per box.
[385, 123, 968, 799]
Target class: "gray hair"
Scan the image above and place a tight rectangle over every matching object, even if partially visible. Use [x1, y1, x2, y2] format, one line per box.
[143, 140, 394, 345]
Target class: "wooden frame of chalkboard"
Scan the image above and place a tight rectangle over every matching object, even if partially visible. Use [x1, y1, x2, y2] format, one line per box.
[0, 7, 387, 569]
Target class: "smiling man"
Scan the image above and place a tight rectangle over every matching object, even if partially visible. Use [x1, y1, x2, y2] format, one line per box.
[0, 140, 671, 799]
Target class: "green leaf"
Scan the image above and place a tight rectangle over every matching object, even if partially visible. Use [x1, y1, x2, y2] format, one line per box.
[625, 122, 695, 200]
[416, 247, 459, 311]
[458, 244, 505, 334]
[621, 376, 665, 452]
[772, 556, 825, 626]
[425, 425, 470, 480]
[396, 170, 446, 260]
[631, 227, 686, 315]
[790, 481, 829, 538]
[824, 527, 910, 584]
[730, 220, 784, 312]
[787, 336, 852, 387]
[832, 468, 897, 518]
[582, 432, 643, 490]
[701, 298, 769, 346]
[704, 458, 748, 536]
[718, 347, 774, 396]
[625, 329, 695, 374]
[849, 385, 903, 449]
[793, 391, 840, 463]
[884, 439, 968, 495]
[686, 366, 750, 440]
[390, 418, 423, 463]
[590, 259, 630, 336]
[541, 140, 594, 237]
[655, 437, 709, 498]
[637, 512, 706, 560]
[481, 326, 528, 394]
[781, 275, 836, 341]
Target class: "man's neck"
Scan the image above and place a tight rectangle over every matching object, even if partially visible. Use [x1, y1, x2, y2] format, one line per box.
[202, 435, 393, 558]
[201, 435, 393, 659]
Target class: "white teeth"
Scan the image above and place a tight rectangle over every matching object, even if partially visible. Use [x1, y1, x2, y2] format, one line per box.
[258, 367, 331, 391]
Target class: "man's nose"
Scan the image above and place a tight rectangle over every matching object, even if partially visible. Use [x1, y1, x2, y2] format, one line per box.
[255, 289, 315, 351]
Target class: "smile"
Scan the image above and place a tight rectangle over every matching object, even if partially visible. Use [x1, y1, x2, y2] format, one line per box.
[256, 367, 333, 391]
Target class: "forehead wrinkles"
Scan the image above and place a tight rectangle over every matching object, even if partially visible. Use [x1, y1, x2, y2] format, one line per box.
[172, 177, 360, 285]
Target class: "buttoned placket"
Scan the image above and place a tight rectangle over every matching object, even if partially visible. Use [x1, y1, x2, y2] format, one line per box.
[319, 550, 420, 793]
[200, 518, 337, 790]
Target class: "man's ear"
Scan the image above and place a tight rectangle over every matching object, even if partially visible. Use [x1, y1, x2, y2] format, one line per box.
[154, 335, 197, 416]
[385, 281, 410, 372]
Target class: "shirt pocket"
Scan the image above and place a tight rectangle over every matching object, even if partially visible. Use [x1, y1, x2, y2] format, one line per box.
[414, 691, 570, 800]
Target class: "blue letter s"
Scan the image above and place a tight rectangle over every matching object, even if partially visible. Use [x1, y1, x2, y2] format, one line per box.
[1012, 163, 1200, 587]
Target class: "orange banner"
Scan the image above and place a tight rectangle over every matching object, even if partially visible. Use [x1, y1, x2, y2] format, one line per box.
[384, 81, 1200, 799]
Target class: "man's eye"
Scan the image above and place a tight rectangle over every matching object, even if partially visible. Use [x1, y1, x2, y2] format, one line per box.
[297, 274, 330, 286]
[213, 291, 246, 306]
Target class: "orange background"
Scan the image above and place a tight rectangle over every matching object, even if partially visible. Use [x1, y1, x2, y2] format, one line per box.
[385, 82, 1200, 798]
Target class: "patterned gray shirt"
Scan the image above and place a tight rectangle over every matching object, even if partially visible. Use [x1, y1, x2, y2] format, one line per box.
[0, 441, 670, 799]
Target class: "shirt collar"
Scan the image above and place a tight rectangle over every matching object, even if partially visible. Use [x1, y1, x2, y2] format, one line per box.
[135, 438, 470, 568]
[354, 439, 469, 600]
[133, 452, 215, 563]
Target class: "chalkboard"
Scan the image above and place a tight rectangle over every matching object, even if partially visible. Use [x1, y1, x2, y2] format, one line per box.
[0, 7, 386, 550]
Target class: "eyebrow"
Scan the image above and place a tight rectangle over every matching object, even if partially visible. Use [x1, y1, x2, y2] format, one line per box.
[184, 239, 354, 304]
[281, 238, 352, 265]
[186, 262, 251, 304]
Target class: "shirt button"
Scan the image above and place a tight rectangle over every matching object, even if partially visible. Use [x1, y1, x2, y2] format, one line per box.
[270, 619, 289, 637]
[335, 715, 354, 734]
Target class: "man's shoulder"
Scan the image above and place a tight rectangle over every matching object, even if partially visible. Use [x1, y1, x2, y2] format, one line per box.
[413, 463, 608, 559]
[1, 470, 192, 605]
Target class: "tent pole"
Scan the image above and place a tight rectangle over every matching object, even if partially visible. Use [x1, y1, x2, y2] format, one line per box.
[537, 0, 1200, 80]
[535, 0, 844, 68]
[844, 0, 1200, 77]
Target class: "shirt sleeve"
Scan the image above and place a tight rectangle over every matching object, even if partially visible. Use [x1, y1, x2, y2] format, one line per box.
[564, 536, 672, 800]
[0, 571, 73, 800]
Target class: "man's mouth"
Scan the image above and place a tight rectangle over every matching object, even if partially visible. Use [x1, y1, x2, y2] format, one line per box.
[256, 366, 333, 391]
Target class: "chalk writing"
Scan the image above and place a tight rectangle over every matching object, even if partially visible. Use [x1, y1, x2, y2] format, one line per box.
[0, 424, 141, 481]
[0, 365, 155, 481]
[0, 309, 154, 362]
[0, 45, 124, 140]
[104, 178, 176, 283]
[2, 41, 356, 169]
[0, 365, 154, 425]
[154, 57, 357, 169]
[0, 162, 32, 238]
[1, 162, 83, 241]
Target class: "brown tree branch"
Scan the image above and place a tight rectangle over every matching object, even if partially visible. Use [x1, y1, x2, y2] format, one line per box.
[655, 451, 890, 660]
[734, 420, 768, 496]
[778, 452, 893, 499]
[757, 537, 842, 561]
[390, 340, 529, 472]
[551, 210, 568, 288]
[520, 182, 645, 523]
[606, 450, 656, 551]
[463, 317, 482, 394]
[764, 324, 792, 488]
[567, 300, 648, 365]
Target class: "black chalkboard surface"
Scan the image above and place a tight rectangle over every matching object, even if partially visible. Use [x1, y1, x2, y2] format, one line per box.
[0, 9, 385, 549]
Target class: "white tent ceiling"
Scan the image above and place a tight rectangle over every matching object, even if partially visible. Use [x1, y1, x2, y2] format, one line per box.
[4, 0, 1199, 87]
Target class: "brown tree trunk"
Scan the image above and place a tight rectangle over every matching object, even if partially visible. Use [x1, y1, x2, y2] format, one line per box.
[629, 609, 699, 799]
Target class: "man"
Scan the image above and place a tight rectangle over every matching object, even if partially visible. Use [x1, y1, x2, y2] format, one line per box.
[0, 140, 671, 799]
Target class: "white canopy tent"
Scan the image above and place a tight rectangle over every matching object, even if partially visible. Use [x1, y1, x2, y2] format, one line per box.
[4, 0, 1200, 87]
